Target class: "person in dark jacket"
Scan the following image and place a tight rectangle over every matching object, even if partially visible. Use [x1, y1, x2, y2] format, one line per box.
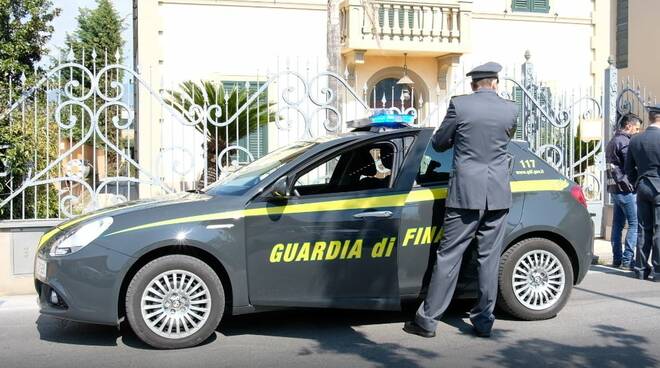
[606, 113, 641, 269]
[403, 62, 518, 338]
[625, 105, 660, 282]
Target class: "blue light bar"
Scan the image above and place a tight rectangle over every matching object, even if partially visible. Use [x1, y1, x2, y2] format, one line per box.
[369, 109, 415, 125]
[346, 109, 415, 130]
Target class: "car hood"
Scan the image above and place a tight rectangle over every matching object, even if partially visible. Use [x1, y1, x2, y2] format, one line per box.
[38, 192, 216, 248]
[61, 192, 212, 227]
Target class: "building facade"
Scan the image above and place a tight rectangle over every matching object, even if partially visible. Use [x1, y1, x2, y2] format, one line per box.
[133, 0, 612, 186]
[611, 0, 660, 101]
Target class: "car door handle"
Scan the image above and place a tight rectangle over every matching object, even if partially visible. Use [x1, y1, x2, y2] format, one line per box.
[353, 210, 393, 219]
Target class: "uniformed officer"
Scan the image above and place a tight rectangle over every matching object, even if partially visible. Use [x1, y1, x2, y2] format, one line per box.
[403, 62, 518, 338]
[625, 105, 660, 282]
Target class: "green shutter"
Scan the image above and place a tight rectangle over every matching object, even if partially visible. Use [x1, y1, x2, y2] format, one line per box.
[223, 80, 269, 162]
[512, 0, 549, 13]
[532, 0, 550, 13]
[512, 0, 532, 12]
[513, 86, 524, 140]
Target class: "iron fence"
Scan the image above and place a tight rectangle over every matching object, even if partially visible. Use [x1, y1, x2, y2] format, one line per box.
[0, 52, 646, 224]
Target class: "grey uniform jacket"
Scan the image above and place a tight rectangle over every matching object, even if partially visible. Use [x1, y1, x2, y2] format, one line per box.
[431, 89, 518, 210]
[625, 126, 660, 192]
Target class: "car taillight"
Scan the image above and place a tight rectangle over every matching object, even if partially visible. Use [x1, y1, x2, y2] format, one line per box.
[570, 185, 588, 208]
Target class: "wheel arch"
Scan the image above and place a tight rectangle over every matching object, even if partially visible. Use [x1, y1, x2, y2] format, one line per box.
[505, 230, 580, 284]
[117, 245, 234, 321]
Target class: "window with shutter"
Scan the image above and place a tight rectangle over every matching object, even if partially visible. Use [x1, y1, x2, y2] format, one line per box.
[512, 86, 524, 139]
[512, 85, 552, 139]
[222, 81, 269, 162]
[511, 0, 550, 13]
[616, 0, 629, 68]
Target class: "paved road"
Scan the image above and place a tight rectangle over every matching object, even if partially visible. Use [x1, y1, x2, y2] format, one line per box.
[1, 266, 659, 368]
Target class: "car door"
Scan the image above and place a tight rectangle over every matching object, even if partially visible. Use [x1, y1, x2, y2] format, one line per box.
[397, 131, 524, 297]
[244, 135, 414, 310]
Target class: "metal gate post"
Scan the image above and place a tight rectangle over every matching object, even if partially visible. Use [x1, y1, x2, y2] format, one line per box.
[601, 56, 618, 240]
[521, 50, 535, 143]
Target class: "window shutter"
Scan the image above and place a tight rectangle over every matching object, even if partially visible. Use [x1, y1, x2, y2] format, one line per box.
[513, 86, 524, 140]
[616, 0, 629, 68]
[512, 0, 531, 12]
[224, 80, 269, 162]
[531, 0, 550, 13]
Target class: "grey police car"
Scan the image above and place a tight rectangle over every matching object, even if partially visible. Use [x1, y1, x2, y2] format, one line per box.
[34, 122, 593, 349]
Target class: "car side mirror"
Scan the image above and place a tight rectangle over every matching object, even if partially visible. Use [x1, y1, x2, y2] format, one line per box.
[267, 176, 290, 199]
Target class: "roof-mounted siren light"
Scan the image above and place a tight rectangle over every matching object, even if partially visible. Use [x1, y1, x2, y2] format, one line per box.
[347, 109, 415, 131]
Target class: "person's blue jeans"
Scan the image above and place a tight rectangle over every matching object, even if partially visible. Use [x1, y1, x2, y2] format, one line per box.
[611, 192, 638, 265]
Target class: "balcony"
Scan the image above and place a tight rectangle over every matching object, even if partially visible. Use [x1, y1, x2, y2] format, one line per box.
[340, 0, 472, 56]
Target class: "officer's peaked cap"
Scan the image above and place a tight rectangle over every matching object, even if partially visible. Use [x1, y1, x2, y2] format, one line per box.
[466, 62, 502, 81]
[647, 104, 660, 114]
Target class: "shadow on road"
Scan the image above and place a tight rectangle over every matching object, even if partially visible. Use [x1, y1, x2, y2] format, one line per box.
[35, 315, 217, 349]
[34, 299, 502, 366]
[217, 300, 507, 367]
[36, 315, 123, 347]
[483, 324, 659, 367]
[220, 307, 437, 367]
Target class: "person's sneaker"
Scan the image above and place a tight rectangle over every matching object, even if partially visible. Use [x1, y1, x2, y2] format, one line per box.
[635, 270, 651, 280]
[621, 262, 631, 270]
[403, 321, 435, 338]
[612, 261, 622, 268]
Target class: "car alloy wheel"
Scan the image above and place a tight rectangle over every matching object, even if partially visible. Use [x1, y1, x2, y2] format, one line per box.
[511, 249, 565, 311]
[126, 255, 224, 349]
[141, 270, 212, 339]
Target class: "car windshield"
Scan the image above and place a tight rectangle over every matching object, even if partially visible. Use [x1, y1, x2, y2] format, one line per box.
[203, 140, 318, 196]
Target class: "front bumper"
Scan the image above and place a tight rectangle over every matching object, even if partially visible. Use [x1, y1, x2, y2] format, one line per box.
[35, 243, 134, 326]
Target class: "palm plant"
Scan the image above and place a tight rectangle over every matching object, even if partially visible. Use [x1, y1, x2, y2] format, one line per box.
[164, 80, 275, 153]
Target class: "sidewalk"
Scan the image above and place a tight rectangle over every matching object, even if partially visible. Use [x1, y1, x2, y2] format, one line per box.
[0, 294, 36, 311]
[593, 238, 613, 265]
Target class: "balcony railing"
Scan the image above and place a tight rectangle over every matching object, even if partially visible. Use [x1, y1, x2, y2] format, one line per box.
[340, 0, 472, 55]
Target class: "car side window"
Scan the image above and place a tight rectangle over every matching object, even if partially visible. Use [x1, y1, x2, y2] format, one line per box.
[293, 140, 397, 196]
[416, 143, 454, 187]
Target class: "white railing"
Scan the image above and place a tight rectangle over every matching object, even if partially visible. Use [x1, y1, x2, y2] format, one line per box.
[341, 0, 471, 53]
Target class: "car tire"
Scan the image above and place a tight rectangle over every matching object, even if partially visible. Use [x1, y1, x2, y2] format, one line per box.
[497, 238, 573, 321]
[125, 255, 225, 349]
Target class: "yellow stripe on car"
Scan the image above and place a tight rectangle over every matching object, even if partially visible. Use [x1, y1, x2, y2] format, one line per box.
[37, 206, 125, 248]
[104, 178, 569, 236]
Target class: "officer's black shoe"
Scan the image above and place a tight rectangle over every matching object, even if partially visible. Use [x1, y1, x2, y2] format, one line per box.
[403, 321, 435, 338]
[612, 261, 622, 268]
[635, 270, 651, 280]
[473, 328, 492, 338]
[653, 273, 660, 283]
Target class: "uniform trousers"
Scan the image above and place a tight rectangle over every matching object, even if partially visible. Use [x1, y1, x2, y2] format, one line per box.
[415, 207, 508, 333]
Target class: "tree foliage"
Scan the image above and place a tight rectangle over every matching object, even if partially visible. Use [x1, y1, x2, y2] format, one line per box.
[0, 0, 60, 99]
[0, 109, 59, 219]
[65, 0, 124, 72]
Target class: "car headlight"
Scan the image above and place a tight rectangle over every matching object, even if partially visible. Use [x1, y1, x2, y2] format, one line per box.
[50, 217, 114, 256]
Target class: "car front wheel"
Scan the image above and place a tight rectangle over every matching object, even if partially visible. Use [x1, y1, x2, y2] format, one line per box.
[125, 255, 225, 349]
[497, 238, 573, 320]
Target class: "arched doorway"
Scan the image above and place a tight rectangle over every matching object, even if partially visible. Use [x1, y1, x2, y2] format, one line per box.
[366, 67, 429, 121]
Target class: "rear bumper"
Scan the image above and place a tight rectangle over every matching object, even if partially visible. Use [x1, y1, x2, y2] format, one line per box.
[574, 220, 594, 284]
[35, 243, 133, 326]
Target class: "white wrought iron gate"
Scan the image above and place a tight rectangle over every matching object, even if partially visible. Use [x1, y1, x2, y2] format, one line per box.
[0, 52, 628, 238]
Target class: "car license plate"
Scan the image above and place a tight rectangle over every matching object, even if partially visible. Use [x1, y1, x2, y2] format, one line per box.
[35, 258, 47, 280]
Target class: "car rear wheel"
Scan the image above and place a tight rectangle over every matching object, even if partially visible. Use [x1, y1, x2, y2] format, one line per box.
[125, 255, 224, 349]
[497, 238, 573, 320]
